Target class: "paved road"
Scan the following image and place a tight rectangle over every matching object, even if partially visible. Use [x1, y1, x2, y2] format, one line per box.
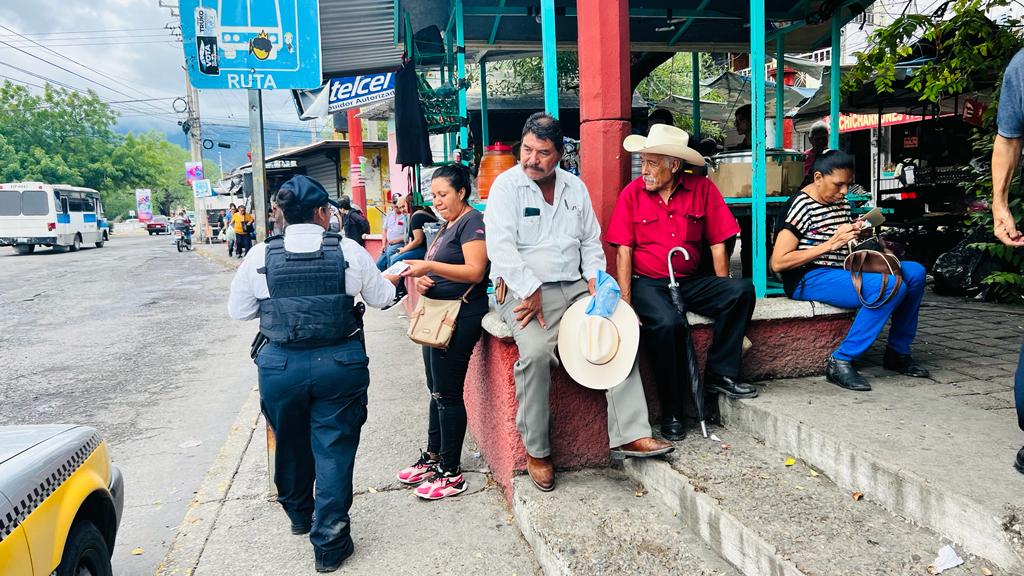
[0, 233, 254, 575]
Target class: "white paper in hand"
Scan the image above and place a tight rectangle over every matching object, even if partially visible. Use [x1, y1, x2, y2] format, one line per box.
[383, 261, 410, 276]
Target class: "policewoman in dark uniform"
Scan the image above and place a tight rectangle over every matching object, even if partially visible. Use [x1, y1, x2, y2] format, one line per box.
[228, 175, 397, 572]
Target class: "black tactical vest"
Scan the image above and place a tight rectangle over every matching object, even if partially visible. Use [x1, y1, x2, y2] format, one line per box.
[257, 233, 361, 347]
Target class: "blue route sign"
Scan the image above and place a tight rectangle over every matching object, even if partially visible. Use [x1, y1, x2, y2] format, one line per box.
[179, 0, 322, 90]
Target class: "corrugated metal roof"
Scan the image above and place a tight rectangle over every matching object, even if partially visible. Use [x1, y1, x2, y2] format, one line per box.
[319, 0, 404, 79]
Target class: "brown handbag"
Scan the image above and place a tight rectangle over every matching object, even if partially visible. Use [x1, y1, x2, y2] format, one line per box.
[843, 237, 902, 309]
[406, 284, 474, 349]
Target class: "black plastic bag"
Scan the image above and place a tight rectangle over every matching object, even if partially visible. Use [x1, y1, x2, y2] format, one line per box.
[932, 227, 998, 296]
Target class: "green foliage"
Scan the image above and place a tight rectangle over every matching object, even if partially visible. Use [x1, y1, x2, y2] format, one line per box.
[635, 53, 725, 141]
[0, 81, 209, 219]
[846, 0, 1024, 300]
[475, 52, 581, 96]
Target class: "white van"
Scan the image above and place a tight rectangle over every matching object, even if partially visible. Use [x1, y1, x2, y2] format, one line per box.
[0, 182, 110, 255]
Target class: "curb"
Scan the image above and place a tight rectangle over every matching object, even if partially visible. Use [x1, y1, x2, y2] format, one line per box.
[155, 385, 262, 576]
[193, 245, 241, 271]
[718, 395, 1024, 573]
[623, 458, 804, 576]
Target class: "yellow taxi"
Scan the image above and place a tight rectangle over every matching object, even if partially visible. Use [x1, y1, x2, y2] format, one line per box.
[0, 425, 124, 576]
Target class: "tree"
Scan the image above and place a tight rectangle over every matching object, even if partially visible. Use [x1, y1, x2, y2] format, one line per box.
[0, 81, 212, 220]
[845, 0, 1024, 300]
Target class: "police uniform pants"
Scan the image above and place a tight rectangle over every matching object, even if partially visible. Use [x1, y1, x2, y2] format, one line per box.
[498, 279, 653, 458]
[256, 340, 369, 556]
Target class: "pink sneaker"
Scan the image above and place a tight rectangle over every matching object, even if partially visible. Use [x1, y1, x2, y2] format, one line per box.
[415, 467, 467, 500]
[397, 451, 438, 485]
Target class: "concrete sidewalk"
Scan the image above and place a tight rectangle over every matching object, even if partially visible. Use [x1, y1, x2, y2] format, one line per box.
[158, 306, 539, 576]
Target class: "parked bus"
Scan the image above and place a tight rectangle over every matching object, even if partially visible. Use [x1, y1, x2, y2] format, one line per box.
[0, 182, 110, 255]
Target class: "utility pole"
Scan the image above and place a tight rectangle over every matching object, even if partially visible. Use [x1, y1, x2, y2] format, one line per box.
[249, 90, 269, 243]
[183, 67, 206, 242]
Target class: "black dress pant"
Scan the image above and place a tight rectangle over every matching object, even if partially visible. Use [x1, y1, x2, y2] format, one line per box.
[631, 275, 755, 419]
[421, 308, 484, 471]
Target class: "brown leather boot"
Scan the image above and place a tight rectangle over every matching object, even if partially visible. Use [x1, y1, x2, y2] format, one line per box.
[611, 437, 675, 459]
[526, 455, 555, 492]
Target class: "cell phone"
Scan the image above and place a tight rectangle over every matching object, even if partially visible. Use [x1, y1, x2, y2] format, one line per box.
[858, 207, 885, 229]
[383, 261, 410, 276]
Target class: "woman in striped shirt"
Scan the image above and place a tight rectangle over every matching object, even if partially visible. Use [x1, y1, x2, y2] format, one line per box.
[771, 149, 929, 391]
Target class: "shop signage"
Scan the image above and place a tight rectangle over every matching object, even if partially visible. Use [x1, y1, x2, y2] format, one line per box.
[327, 72, 395, 113]
[824, 113, 931, 133]
[963, 98, 986, 127]
[266, 159, 299, 169]
[179, 0, 322, 90]
[193, 179, 214, 198]
[135, 189, 153, 222]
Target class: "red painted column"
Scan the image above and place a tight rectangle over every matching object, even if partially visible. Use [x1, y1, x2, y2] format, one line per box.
[346, 108, 366, 209]
[577, 0, 630, 271]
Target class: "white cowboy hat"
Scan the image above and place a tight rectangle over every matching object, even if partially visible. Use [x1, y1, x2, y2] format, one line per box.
[623, 123, 706, 167]
[557, 297, 641, 390]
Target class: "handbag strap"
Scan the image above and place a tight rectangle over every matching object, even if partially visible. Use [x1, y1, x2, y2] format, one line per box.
[426, 218, 477, 304]
[848, 251, 903, 309]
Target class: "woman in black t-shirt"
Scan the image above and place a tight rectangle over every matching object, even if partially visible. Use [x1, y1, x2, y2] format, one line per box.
[395, 164, 488, 501]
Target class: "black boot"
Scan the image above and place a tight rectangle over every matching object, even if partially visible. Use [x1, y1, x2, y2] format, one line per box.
[314, 545, 353, 573]
[882, 347, 930, 378]
[706, 373, 759, 399]
[825, 356, 871, 391]
[660, 415, 687, 442]
[1016, 447, 1024, 474]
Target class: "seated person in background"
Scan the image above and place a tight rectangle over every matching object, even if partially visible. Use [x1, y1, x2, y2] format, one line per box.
[376, 194, 408, 271]
[804, 121, 830, 179]
[771, 149, 929, 392]
[389, 194, 438, 266]
[610, 124, 758, 441]
[646, 108, 676, 132]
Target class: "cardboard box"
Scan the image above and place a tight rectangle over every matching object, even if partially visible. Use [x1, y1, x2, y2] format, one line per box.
[708, 160, 804, 198]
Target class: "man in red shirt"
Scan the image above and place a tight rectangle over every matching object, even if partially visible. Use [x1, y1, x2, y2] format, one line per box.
[608, 124, 758, 441]
[803, 121, 830, 180]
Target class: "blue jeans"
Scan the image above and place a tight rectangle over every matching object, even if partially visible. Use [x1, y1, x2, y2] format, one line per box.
[792, 262, 926, 361]
[388, 246, 425, 267]
[256, 340, 369, 555]
[375, 243, 401, 271]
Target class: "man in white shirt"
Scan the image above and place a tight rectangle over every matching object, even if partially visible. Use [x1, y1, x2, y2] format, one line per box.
[227, 175, 397, 572]
[484, 113, 672, 492]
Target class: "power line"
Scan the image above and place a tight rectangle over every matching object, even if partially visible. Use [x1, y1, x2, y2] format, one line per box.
[0, 74, 45, 89]
[0, 40, 183, 48]
[3, 27, 173, 36]
[0, 24, 174, 117]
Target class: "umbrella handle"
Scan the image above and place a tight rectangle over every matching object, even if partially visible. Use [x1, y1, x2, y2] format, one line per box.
[666, 246, 691, 287]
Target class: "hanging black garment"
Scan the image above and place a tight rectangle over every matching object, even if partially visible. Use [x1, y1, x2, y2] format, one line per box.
[395, 60, 433, 167]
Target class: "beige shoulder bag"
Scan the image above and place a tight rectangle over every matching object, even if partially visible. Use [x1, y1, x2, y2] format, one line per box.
[406, 222, 476, 349]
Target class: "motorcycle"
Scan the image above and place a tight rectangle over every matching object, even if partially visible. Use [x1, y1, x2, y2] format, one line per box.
[173, 224, 194, 252]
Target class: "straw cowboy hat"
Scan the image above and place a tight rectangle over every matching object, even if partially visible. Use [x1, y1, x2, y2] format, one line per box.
[623, 123, 706, 167]
[557, 297, 641, 390]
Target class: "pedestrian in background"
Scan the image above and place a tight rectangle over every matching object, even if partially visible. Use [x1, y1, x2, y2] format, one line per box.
[227, 175, 400, 572]
[396, 164, 487, 500]
[389, 194, 437, 266]
[990, 48, 1024, 474]
[340, 197, 370, 247]
[226, 204, 237, 256]
[232, 205, 254, 258]
[376, 193, 408, 271]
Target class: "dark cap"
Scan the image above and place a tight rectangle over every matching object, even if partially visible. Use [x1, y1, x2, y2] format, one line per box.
[279, 175, 339, 209]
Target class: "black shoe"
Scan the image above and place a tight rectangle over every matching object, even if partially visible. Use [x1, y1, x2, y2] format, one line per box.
[287, 511, 312, 535]
[314, 545, 353, 573]
[381, 280, 408, 311]
[882, 347, 930, 378]
[825, 356, 871, 391]
[660, 415, 687, 441]
[1016, 447, 1024, 474]
[706, 373, 759, 399]
[291, 521, 311, 535]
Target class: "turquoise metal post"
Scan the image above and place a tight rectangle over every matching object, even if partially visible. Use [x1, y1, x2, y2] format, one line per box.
[775, 34, 785, 148]
[480, 60, 489, 147]
[691, 52, 701, 140]
[540, 0, 558, 118]
[455, 0, 468, 160]
[830, 11, 841, 148]
[751, 0, 767, 297]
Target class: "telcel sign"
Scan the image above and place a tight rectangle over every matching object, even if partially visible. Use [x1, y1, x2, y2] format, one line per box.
[328, 72, 395, 113]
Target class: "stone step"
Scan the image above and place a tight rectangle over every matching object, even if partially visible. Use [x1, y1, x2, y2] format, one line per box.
[719, 375, 1024, 573]
[511, 469, 740, 576]
[623, 426, 1002, 576]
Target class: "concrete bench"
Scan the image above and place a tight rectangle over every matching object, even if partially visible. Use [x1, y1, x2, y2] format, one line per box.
[464, 296, 854, 500]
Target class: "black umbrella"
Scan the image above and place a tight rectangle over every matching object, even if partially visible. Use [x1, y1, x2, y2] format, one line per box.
[666, 247, 709, 438]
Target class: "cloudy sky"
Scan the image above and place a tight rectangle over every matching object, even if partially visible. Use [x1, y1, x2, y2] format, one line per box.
[0, 0, 320, 169]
